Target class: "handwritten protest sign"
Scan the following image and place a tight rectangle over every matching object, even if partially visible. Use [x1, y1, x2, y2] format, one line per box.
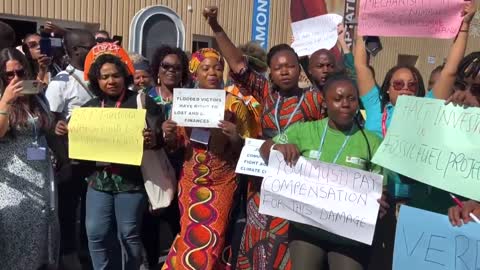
[235, 138, 267, 177]
[259, 150, 383, 245]
[358, 0, 464, 39]
[372, 96, 480, 201]
[68, 108, 146, 166]
[172, 88, 225, 128]
[291, 14, 343, 57]
[394, 205, 480, 270]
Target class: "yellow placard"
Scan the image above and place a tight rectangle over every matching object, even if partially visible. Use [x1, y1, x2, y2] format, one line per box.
[68, 108, 146, 166]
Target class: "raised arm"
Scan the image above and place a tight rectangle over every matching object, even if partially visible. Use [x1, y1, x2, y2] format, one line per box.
[203, 6, 246, 74]
[354, 33, 376, 97]
[433, 2, 476, 100]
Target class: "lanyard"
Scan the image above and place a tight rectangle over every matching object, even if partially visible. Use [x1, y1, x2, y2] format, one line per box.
[101, 90, 125, 108]
[381, 107, 388, 138]
[317, 121, 353, 163]
[274, 93, 305, 136]
[25, 110, 39, 144]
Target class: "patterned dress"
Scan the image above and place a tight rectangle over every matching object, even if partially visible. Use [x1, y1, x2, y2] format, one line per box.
[230, 66, 324, 270]
[0, 117, 58, 269]
[163, 94, 254, 270]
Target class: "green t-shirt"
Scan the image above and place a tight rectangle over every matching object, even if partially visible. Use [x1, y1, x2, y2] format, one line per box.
[273, 118, 385, 245]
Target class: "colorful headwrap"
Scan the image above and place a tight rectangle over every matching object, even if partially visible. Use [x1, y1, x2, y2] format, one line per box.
[188, 48, 224, 76]
[83, 42, 135, 80]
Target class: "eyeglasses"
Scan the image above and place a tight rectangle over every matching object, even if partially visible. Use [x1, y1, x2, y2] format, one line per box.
[160, 62, 182, 72]
[4, 69, 26, 79]
[95, 37, 110, 43]
[391, 80, 418, 91]
[26, 41, 39, 49]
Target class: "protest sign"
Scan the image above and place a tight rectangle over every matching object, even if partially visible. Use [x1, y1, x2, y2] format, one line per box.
[358, 0, 464, 39]
[291, 14, 343, 57]
[259, 150, 383, 245]
[68, 108, 146, 166]
[394, 205, 480, 270]
[372, 96, 480, 201]
[172, 88, 225, 128]
[235, 138, 267, 177]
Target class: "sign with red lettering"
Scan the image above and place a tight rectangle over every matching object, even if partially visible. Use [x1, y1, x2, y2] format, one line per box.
[358, 0, 465, 39]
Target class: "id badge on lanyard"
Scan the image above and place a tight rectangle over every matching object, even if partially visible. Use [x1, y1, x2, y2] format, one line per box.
[26, 114, 46, 161]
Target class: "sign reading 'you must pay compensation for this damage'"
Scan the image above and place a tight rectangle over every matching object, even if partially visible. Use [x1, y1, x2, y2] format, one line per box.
[172, 88, 226, 128]
[260, 150, 384, 245]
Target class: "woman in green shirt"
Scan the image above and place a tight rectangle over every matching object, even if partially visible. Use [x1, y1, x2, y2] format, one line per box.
[260, 73, 389, 270]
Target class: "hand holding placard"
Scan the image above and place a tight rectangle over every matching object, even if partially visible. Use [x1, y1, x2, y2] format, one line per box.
[260, 150, 383, 245]
[372, 96, 480, 201]
[68, 108, 146, 165]
[291, 14, 343, 57]
[394, 206, 480, 270]
[172, 88, 225, 128]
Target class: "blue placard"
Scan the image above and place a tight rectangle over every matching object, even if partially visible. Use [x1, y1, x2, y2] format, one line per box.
[251, 0, 270, 50]
[394, 205, 480, 270]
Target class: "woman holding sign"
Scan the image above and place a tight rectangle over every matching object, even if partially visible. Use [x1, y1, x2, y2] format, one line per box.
[354, 1, 477, 213]
[260, 73, 389, 270]
[0, 48, 57, 269]
[69, 45, 164, 270]
[161, 48, 254, 270]
[203, 6, 325, 269]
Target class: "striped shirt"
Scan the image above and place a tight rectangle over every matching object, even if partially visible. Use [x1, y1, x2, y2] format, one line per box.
[230, 66, 325, 139]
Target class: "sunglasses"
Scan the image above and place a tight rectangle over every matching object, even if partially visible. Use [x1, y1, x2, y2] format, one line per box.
[95, 37, 111, 43]
[4, 69, 26, 79]
[391, 80, 418, 91]
[160, 62, 182, 72]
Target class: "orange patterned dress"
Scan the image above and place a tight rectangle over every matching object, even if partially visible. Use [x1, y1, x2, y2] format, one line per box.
[163, 94, 254, 270]
[230, 66, 325, 270]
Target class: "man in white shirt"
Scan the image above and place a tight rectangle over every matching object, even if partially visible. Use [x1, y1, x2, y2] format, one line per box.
[45, 29, 95, 270]
[46, 30, 95, 120]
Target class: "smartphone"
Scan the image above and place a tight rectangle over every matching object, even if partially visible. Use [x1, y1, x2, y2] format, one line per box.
[112, 35, 123, 46]
[50, 37, 63, 48]
[364, 36, 382, 57]
[40, 34, 52, 57]
[21, 80, 41, 95]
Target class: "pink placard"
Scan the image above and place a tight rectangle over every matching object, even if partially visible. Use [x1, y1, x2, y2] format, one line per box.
[358, 0, 465, 39]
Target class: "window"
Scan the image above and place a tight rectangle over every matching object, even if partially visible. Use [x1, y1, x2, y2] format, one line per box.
[397, 54, 419, 67]
[192, 35, 213, 52]
[129, 6, 185, 61]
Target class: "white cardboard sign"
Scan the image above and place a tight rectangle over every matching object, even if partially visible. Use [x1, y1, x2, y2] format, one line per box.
[259, 150, 383, 245]
[172, 88, 225, 128]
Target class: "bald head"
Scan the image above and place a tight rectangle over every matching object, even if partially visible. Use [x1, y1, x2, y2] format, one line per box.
[0, 21, 15, 50]
[308, 49, 337, 87]
[64, 29, 95, 70]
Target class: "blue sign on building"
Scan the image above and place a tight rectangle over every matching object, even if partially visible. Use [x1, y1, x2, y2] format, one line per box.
[251, 0, 270, 50]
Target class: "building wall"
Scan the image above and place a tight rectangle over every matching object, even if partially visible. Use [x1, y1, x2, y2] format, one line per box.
[371, 36, 480, 87]
[1, 0, 478, 87]
[324, 0, 480, 87]
[0, 0, 293, 52]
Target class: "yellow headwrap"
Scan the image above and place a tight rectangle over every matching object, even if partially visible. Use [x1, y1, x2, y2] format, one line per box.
[188, 48, 224, 76]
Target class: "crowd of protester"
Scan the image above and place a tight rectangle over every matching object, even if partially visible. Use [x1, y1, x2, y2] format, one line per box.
[0, 2, 479, 270]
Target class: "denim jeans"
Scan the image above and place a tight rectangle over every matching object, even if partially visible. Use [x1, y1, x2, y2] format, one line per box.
[85, 187, 146, 270]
